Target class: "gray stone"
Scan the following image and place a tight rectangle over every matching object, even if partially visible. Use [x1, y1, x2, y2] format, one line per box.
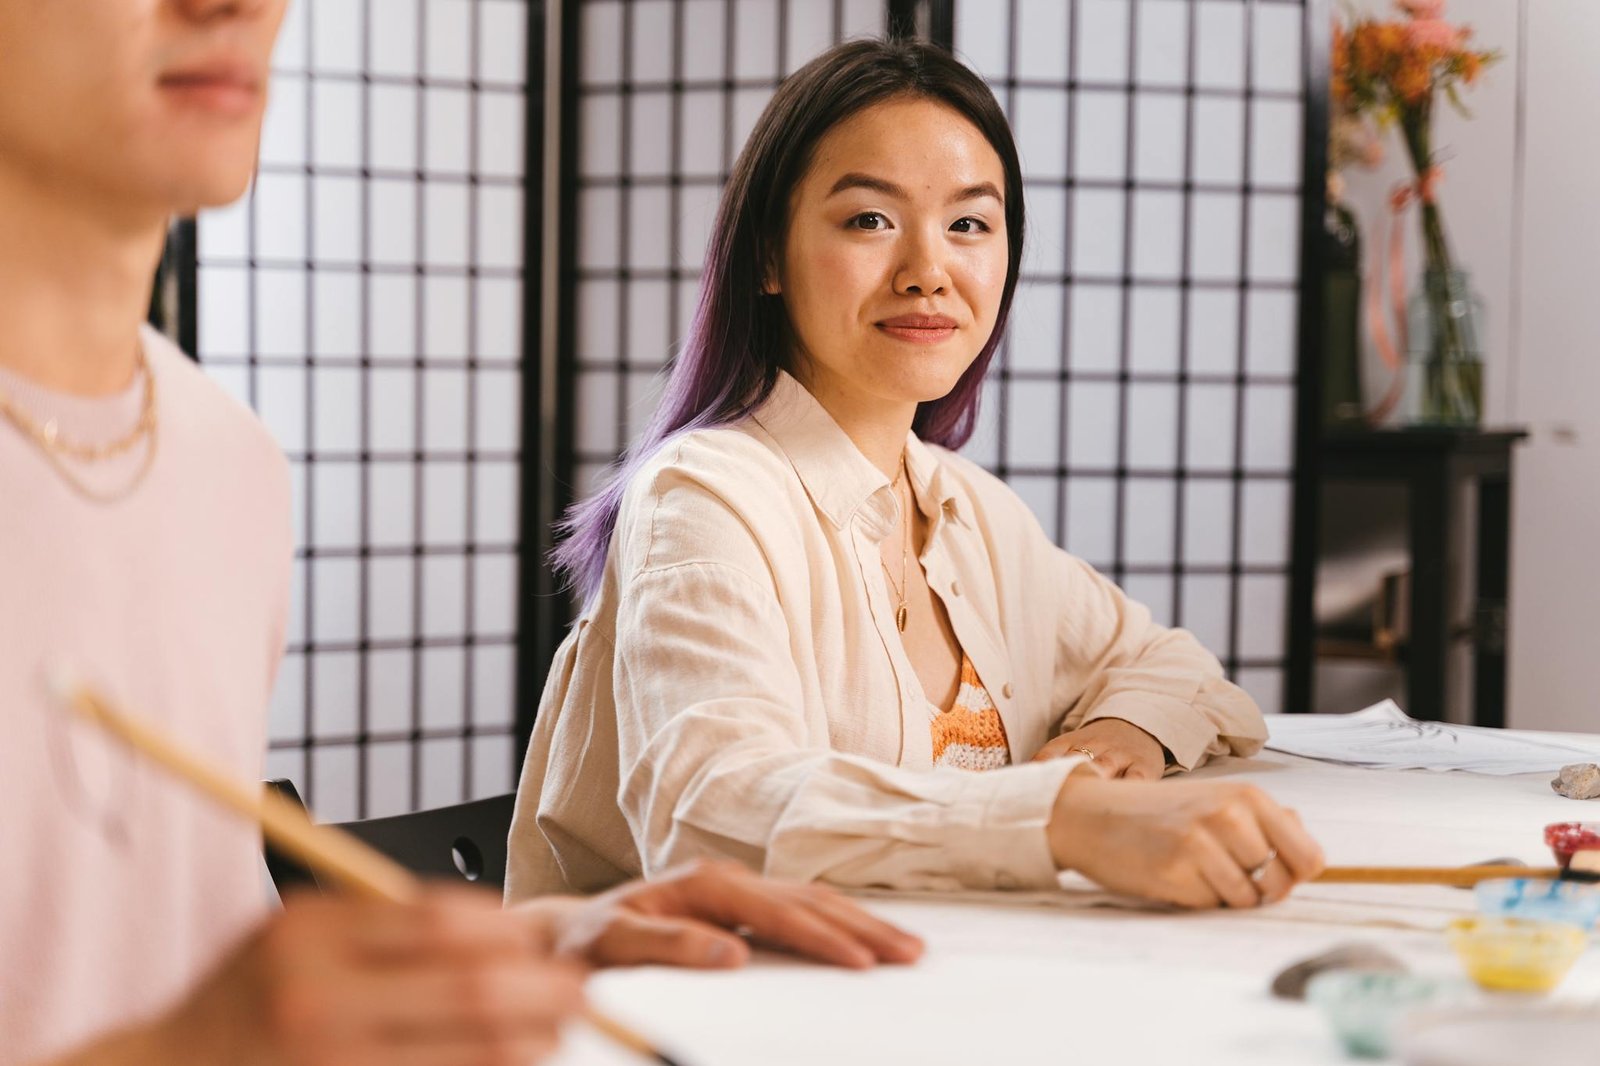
[1551, 763, 1600, 800]
[1269, 943, 1408, 1001]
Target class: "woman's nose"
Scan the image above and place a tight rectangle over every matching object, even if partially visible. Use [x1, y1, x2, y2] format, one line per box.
[892, 235, 952, 296]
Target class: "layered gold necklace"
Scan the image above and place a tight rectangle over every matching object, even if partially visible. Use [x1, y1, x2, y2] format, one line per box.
[0, 342, 158, 502]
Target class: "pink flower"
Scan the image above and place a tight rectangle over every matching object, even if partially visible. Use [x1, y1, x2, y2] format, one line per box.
[1397, 0, 1446, 18]
[1405, 18, 1464, 49]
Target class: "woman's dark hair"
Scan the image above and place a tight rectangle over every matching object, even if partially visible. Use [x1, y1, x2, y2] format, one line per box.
[554, 37, 1027, 602]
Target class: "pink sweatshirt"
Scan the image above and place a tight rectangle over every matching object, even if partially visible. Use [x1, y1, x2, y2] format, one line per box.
[0, 327, 291, 1065]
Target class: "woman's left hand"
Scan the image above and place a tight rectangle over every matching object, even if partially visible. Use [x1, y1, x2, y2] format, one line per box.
[1033, 718, 1167, 780]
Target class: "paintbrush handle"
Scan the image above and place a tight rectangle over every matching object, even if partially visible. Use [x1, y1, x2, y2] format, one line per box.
[63, 680, 419, 902]
[1317, 865, 1564, 886]
[585, 1009, 678, 1065]
[257, 787, 420, 902]
[56, 675, 673, 1066]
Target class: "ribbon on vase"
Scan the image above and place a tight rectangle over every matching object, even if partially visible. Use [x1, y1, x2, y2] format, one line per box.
[1364, 165, 1442, 424]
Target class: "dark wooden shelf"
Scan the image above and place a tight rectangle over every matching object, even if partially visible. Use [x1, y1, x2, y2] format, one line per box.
[1314, 425, 1528, 726]
[1322, 426, 1530, 452]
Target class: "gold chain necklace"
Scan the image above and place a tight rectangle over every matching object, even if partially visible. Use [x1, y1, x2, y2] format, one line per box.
[0, 342, 159, 503]
[879, 457, 912, 633]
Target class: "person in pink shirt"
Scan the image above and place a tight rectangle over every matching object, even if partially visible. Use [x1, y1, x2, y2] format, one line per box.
[0, 3, 920, 1065]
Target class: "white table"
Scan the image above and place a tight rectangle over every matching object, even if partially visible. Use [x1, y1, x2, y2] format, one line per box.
[552, 753, 1600, 1066]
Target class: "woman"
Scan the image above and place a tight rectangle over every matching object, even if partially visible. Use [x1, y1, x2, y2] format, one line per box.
[509, 38, 1324, 910]
[0, 5, 916, 1066]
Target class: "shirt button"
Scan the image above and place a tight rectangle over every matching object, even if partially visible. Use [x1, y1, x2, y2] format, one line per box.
[1002, 682, 1014, 699]
[950, 580, 962, 597]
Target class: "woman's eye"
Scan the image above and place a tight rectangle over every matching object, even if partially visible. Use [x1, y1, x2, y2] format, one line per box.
[849, 212, 888, 231]
[950, 216, 991, 234]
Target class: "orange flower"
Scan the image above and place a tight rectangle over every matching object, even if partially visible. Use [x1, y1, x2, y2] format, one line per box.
[1374, 23, 1407, 64]
[1350, 25, 1374, 73]
[1393, 56, 1432, 103]
[1407, 41, 1442, 70]
[1460, 52, 1483, 83]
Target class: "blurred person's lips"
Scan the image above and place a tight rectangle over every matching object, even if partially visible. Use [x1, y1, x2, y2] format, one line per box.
[158, 59, 264, 117]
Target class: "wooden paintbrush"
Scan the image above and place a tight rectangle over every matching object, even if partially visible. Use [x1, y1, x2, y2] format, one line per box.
[1317, 857, 1599, 887]
[49, 670, 685, 1066]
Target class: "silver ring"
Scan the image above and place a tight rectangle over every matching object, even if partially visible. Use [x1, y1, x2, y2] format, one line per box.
[1247, 847, 1279, 883]
[1070, 746, 1097, 762]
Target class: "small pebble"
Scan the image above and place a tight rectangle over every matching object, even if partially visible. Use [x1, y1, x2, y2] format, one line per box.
[1270, 942, 1408, 1001]
[1552, 763, 1600, 801]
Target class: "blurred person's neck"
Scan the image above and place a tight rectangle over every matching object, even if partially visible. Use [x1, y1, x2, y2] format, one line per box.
[0, 163, 167, 395]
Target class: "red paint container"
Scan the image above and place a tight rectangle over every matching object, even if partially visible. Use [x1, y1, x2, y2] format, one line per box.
[1544, 822, 1600, 869]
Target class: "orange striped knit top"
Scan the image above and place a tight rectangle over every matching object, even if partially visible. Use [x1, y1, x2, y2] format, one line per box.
[929, 654, 1011, 771]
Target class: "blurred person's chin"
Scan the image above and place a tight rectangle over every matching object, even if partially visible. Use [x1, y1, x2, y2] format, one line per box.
[67, 128, 264, 221]
[129, 92, 268, 213]
[156, 146, 262, 216]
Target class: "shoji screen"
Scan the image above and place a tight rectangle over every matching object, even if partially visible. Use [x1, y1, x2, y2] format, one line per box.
[568, 0, 886, 495]
[194, 0, 533, 818]
[955, 0, 1309, 712]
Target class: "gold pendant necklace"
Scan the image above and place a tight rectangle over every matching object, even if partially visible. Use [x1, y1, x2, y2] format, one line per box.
[879, 457, 911, 633]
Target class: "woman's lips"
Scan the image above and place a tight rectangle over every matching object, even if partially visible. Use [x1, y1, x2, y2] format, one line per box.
[876, 315, 959, 344]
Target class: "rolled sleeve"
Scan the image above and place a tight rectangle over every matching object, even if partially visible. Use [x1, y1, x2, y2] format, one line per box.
[765, 755, 1086, 891]
[1078, 681, 1264, 772]
[1052, 549, 1268, 771]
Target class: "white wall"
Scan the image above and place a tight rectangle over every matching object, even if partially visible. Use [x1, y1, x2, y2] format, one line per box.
[1506, 0, 1600, 734]
[1337, 0, 1596, 733]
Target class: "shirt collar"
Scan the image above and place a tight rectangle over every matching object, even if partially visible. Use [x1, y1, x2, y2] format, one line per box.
[905, 433, 970, 530]
[751, 371, 969, 534]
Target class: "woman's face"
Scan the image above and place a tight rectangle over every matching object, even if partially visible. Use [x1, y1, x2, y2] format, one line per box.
[772, 96, 1010, 417]
[0, 0, 287, 220]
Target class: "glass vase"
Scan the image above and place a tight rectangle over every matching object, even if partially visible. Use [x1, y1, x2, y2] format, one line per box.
[1405, 268, 1484, 426]
[1322, 201, 1365, 427]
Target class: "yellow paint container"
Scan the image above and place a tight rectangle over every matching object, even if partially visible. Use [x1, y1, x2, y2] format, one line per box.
[1446, 916, 1588, 994]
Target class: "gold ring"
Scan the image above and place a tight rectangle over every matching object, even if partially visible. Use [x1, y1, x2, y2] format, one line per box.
[1070, 746, 1097, 761]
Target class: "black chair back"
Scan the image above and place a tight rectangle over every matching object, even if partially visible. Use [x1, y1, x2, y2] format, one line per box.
[263, 779, 517, 898]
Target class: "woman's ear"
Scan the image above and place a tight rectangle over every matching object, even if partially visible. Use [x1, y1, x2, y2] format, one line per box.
[760, 244, 782, 295]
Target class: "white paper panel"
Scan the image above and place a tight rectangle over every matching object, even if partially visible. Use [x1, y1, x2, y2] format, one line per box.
[195, 0, 528, 813]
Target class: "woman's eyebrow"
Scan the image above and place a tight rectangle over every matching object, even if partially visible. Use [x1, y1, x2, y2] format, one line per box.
[825, 172, 1003, 206]
[954, 181, 1003, 205]
[826, 172, 905, 198]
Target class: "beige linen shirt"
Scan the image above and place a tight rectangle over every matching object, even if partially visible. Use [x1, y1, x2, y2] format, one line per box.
[507, 372, 1266, 900]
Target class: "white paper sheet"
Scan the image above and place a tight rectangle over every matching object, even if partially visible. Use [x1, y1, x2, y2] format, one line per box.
[1264, 700, 1600, 775]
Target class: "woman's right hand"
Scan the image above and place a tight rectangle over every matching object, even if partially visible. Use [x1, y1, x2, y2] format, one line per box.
[145, 886, 587, 1066]
[1046, 773, 1325, 909]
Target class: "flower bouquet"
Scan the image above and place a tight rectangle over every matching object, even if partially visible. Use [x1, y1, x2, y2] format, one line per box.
[1332, 0, 1499, 425]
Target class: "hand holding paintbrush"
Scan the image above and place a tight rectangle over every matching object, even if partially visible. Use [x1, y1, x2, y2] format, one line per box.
[51, 670, 686, 1066]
